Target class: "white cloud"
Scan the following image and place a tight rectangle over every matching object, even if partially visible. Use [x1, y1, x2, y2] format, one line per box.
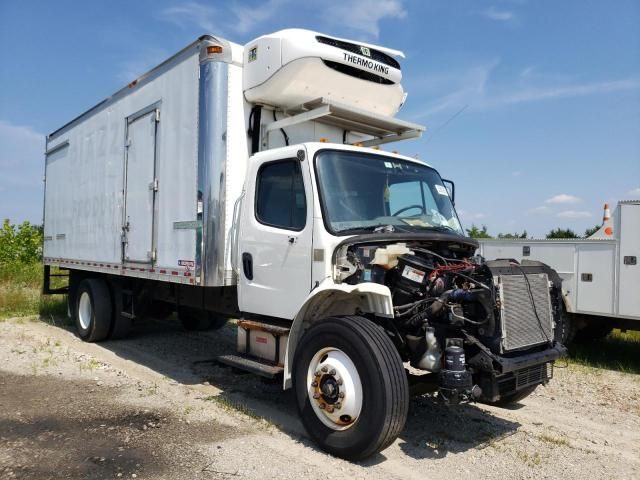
[627, 187, 640, 197]
[556, 210, 592, 219]
[545, 194, 581, 204]
[485, 78, 640, 108]
[160, 0, 287, 36]
[458, 209, 486, 221]
[160, 2, 220, 32]
[324, 0, 407, 38]
[230, 0, 289, 34]
[481, 7, 515, 22]
[412, 58, 640, 120]
[413, 59, 499, 118]
[528, 205, 551, 214]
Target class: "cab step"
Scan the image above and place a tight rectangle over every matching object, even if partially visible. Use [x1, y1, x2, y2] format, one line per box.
[237, 319, 290, 336]
[237, 319, 290, 367]
[216, 354, 284, 379]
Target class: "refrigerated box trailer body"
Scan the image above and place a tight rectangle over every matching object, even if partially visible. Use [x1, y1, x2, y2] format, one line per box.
[43, 29, 565, 460]
[478, 201, 640, 337]
[44, 36, 246, 287]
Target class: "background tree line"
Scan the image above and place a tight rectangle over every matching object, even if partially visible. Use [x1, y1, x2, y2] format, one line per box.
[465, 224, 601, 239]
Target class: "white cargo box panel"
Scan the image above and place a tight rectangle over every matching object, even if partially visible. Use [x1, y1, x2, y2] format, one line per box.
[43, 35, 245, 287]
[618, 201, 640, 317]
[243, 29, 406, 116]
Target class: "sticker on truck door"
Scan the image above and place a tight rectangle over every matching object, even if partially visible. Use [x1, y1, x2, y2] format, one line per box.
[178, 260, 195, 268]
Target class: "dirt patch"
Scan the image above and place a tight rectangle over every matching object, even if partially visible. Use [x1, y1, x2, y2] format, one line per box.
[0, 372, 244, 479]
[1, 317, 639, 480]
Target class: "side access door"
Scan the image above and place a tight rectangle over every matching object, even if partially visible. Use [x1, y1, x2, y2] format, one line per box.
[122, 106, 160, 264]
[237, 146, 314, 320]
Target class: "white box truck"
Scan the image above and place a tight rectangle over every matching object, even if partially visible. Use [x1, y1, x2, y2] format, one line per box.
[43, 29, 565, 459]
[478, 201, 640, 343]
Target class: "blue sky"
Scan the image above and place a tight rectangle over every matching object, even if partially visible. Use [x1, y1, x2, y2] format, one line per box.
[1, 0, 638, 237]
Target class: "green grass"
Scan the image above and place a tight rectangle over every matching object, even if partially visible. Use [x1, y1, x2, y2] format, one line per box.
[569, 329, 640, 374]
[0, 263, 67, 320]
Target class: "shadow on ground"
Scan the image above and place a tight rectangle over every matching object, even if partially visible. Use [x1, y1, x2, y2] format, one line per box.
[39, 314, 521, 462]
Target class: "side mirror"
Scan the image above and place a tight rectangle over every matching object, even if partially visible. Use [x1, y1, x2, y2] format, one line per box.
[442, 179, 455, 205]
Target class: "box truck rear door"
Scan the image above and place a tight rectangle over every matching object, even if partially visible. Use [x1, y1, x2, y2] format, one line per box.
[123, 107, 159, 264]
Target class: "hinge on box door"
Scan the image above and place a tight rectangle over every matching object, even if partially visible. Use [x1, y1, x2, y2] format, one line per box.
[125, 138, 131, 149]
[149, 178, 159, 192]
[154, 109, 160, 122]
[148, 248, 157, 262]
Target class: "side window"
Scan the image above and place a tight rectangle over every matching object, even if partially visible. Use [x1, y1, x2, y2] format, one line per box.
[256, 160, 307, 231]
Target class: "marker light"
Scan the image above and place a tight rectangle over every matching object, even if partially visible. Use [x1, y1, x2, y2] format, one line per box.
[207, 45, 223, 54]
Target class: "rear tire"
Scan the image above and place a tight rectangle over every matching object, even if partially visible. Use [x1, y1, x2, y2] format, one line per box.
[75, 278, 112, 342]
[293, 316, 409, 460]
[179, 307, 227, 331]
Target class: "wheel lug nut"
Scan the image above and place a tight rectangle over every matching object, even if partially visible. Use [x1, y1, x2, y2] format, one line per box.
[336, 378, 343, 385]
[338, 392, 345, 398]
[311, 381, 318, 387]
[314, 371, 321, 377]
[319, 403, 326, 410]
[313, 393, 320, 399]
[326, 406, 335, 413]
[329, 369, 336, 375]
[335, 402, 342, 409]
[321, 366, 328, 373]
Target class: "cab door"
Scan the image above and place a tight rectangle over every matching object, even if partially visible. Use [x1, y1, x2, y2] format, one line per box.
[237, 147, 313, 320]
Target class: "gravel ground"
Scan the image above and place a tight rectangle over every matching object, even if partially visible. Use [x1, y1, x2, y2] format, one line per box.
[1, 316, 639, 480]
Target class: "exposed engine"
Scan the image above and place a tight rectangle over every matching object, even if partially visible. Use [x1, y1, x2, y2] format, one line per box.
[334, 240, 566, 404]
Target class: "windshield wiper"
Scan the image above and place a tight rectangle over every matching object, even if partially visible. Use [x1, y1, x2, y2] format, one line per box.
[336, 224, 422, 235]
[425, 225, 458, 233]
[336, 224, 394, 235]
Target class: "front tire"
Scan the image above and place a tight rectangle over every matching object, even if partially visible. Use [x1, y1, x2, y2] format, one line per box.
[293, 316, 409, 460]
[75, 278, 112, 342]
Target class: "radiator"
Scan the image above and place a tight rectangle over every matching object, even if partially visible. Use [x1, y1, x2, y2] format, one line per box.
[498, 273, 554, 352]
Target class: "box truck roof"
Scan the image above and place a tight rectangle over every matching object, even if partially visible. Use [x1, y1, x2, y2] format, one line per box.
[47, 34, 241, 141]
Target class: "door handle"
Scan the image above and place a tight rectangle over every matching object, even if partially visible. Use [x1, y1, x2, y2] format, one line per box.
[288, 236, 297, 245]
[242, 252, 253, 280]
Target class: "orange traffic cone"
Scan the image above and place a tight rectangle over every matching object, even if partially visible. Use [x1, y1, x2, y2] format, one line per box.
[603, 203, 611, 224]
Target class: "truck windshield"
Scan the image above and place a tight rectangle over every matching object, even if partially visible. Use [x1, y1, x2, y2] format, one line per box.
[315, 150, 463, 236]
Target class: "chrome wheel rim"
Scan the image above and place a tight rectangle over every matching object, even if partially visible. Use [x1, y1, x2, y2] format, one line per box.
[78, 291, 92, 330]
[307, 347, 363, 431]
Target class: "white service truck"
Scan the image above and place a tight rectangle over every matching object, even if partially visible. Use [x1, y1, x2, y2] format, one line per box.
[478, 201, 640, 343]
[43, 29, 565, 459]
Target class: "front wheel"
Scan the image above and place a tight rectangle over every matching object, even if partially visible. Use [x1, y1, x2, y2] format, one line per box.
[293, 316, 409, 460]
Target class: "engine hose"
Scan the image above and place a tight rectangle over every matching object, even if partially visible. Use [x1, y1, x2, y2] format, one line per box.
[407, 288, 488, 327]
